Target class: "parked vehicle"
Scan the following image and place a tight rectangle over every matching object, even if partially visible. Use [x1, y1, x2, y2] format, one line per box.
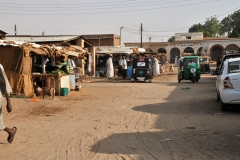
[178, 56, 201, 83]
[215, 53, 240, 73]
[131, 57, 153, 82]
[200, 56, 210, 73]
[212, 57, 240, 111]
[216, 55, 223, 72]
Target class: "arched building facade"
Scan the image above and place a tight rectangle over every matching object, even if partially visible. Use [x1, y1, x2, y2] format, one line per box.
[124, 37, 240, 63]
[201, 39, 240, 61]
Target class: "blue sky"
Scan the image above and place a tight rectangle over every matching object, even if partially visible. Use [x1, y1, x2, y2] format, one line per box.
[1, 0, 240, 44]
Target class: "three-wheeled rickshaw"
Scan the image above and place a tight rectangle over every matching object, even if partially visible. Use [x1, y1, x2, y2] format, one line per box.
[178, 56, 201, 83]
[131, 57, 153, 82]
[200, 56, 210, 73]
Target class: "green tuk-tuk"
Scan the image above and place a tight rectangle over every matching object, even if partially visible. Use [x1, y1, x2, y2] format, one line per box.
[178, 56, 201, 83]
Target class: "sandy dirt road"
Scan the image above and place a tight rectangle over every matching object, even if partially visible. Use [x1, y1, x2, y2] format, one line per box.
[1, 69, 240, 160]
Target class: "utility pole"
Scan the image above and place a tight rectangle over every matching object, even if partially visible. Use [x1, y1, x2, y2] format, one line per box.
[98, 38, 100, 51]
[149, 37, 152, 42]
[14, 24, 17, 36]
[140, 23, 143, 48]
[120, 26, 123, 46]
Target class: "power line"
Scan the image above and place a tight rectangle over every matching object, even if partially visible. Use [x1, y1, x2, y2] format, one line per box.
[215, 6, 240, 18]
[0, 0, 219, 15]
[0, 0, 188, 10]
[0, 0, 145, 6]
[122, 28, 140, 36]
[134, 5, 240, 34]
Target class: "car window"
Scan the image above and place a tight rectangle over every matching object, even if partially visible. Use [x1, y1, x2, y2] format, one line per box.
[201, 58, 208, 62]
[219, 64, 224, 75]
[228, 61, 240, 74]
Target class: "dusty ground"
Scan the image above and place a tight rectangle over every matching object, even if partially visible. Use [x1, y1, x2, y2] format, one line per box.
[1, 67, 240, 160]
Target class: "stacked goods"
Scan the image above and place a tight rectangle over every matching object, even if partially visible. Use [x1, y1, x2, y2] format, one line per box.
[75, 67, 83, 78]
[159, 54, 167, 64]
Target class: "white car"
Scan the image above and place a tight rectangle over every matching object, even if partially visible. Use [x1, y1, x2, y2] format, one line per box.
[216, 57, 240, 111]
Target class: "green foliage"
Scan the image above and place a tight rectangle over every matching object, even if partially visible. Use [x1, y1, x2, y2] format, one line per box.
[221, 10, 240, 38]
[188, 9, 240, 38]
[10, 94, 28, 98]
[189, 16, 222, 37]
[204, 16, 223, 37]
[168, 36, 175, 42]
[188, 23, 204, 33]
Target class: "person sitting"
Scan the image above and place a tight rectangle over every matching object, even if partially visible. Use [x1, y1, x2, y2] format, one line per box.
[188, 60, 196, 67]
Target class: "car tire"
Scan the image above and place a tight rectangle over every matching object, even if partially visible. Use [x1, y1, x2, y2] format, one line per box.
[216, 90, 220, 102]
[220, 99, 228, 111]
[178, 78, 181, 83]
[192, 78, 196, 83]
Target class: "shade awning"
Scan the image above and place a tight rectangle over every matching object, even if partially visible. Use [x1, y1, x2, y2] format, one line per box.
[30, 48, 48, 55]
[65, 51, 81, 56]
[71, 45, 87, 53]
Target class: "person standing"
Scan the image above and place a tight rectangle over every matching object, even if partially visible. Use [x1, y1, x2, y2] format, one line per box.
[122, 56, 127, 79]
[0, 63, 17, 143]
[174, 56, 178, 67]
[153, 56, 160, 76]
[118, 56, 123, 75]
[106, 54, 114, 79]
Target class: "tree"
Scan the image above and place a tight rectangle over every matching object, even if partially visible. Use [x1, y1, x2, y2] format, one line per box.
[221, 9, 240, 38]
[204, 16, 222, 37]
[188, 16, 222, 37]
[188, 23, 204, 33]
[168, 36, 175, 42]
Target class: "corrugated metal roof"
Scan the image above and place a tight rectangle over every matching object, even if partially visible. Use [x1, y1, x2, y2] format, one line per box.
[5, 35, 79, 43]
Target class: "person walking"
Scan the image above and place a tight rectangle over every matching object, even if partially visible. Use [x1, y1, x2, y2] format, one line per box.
[122, 56, 127, 79]
[153, 56, 160, 76]
[106, 54, 114, 79]
[0, 63, 17, 143]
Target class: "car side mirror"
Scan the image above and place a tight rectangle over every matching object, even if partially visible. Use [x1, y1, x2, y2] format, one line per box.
[211, 70, 218, 75]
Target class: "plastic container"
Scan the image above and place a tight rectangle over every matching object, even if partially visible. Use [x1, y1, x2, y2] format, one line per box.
[32, 98, 39, 102]
[70, 74, 76, 90]
[127, 66, 132, 80]
[60, 88, 69, 96]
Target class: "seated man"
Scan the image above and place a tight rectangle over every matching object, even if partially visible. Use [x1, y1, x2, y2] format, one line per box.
[188, 60, 196, 67]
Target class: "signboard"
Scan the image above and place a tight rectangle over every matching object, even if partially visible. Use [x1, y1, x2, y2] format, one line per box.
[181, 44, 195, 48]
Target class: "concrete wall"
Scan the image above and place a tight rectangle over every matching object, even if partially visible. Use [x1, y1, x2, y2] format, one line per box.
[82, 34, 121, 47]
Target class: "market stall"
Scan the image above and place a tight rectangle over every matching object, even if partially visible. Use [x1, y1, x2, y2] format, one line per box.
[95, 46, 137, 77]
[31, 44, 88, 96]
[0, 40, 87, 97]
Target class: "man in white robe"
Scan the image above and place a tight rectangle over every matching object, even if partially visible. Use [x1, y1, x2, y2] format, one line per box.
[153, 57, 160, 76]
[0, 64, 17, 143]
[106, 55, 114, 79]
[174, 56, 178, 67]
[88, 55, 92, 74]
[122, 56, 127, 79]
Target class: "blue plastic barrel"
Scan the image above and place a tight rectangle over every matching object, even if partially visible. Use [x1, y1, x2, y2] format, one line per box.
[70, 74, 76, 90]
[127, 66, 132, 79]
